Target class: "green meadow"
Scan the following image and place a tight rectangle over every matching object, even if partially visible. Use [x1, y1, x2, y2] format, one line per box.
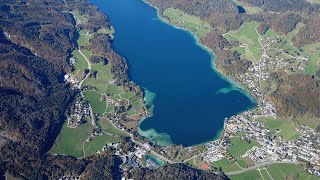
[225, 21, 262, 62]
[97, 118, 130, 137]
[83, 90, 106, 115]
[228, 137, 260, 159]
[49, 122, 94, 157]
[232, 0, 263, 14]
[256, 117, 301, 140]
[83, 134, 120, 157]
[229, 163, 317, 180]
[163, 8, 211, 37]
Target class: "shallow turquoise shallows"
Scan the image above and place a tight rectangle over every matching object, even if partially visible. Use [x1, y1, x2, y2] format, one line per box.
[90, 0, 256, 146]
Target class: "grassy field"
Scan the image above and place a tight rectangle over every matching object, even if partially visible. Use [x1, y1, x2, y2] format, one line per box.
[223, 162, 242, 173]
[78, 29, 91, 47]
[72, 50, 88, 77]
[83, 91, 106, 115]
[163, 8, 211, 37]
[228, 137, 260, 158]
[255, 117, 301, 140]
[225, 21, 262, 62]
[211, 158, 232, 169]
[228, 163, 318, 180]
[229, 169, 262, 180]
[259, 168, 273, 180]
[84, 134, 119, 157]
[266, 163, 318, 180]
[106, 84, 125, 95]
[236, 159, 248, 168]
[97, 118, 130, 137]
[72, 10, 88, 25]
[307, 0, 320, 3]
[232, 0, 263, 14]
[98, 27, 115, 35]
[49, 122, 94, 157]
[304, 51, 320, 75]
[84, 63, 112, 93]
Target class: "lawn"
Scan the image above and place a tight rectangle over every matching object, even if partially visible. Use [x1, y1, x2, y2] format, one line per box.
[211, 158, 232, 169]
[83, 134, 120, 157]
[120, 91, 136, 99]
[98, 27, 115, 35]
[223, 162, 242, 173]
[266, 163, 318, 180]
[81, 49, 92, 60]
[83, 90, 106, 115]
[106, 84, 125, 95]
[84, 63, 112, 93]
[232, 0, 263, 14]
[126, 99, 142, 116]
[226, 21, 262, 61]
[97, 118, 129, 137]
[255, 117, 301, 140]
[228, 163, 318, 180]
[229, 169, 262, 180]
[259, 168, 273, 180]
[77, 32, 91, 47]
[105, 106, 115, 114]
[306, 0, 320, 3]
[72, 50, 88, 78]
[49, 122, 94, 157]
[72, 10, 88, 25]
[236, 159, 248, 168]
[228, 137, 260, 158]
[278, 23, 305, 57]
[304, 51, 320, 75]
[163, 8, 211, 37]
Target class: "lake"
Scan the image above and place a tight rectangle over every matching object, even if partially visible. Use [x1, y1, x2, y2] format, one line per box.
[90, 0, 256, 146]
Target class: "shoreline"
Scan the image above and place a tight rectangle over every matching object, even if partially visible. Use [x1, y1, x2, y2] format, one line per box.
[142, 0, 257, 104]
[139, 0, 258, 147]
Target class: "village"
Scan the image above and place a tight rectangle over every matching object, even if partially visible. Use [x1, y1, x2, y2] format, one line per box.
[200, 33, 320, 177]
[61, 12, 320, 178]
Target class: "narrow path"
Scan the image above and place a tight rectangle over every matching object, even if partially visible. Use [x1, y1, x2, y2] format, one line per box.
[255, 28, 266, 95]
[265, 168, 275, 180]
[225, 161, 299, 175]
[235, 161, 245, 169]
[258, 169, 265, 180]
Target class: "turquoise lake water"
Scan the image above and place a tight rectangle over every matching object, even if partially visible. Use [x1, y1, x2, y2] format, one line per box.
[90, 0, 256, 146]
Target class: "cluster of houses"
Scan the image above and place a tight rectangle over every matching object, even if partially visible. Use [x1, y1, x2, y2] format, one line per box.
[67, 98, 90, 128]
[200, 34, 320, 176]
[64, 73, 79, 88]
[202, 107, 320, 177]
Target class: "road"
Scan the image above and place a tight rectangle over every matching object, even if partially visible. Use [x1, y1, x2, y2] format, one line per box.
[129, 134, 176, 164]
[77, 49, 95, 126]
[225, 160, 299, 175]
[102, 117, 175, 164]
[77, 49, 91, 90]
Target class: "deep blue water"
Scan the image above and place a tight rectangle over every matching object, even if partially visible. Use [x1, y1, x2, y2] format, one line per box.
[237, 5, 246, 13]
[90, 0, 256, 146]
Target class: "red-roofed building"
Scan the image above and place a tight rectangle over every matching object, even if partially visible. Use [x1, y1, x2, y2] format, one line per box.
[200, 163, 209, 171]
